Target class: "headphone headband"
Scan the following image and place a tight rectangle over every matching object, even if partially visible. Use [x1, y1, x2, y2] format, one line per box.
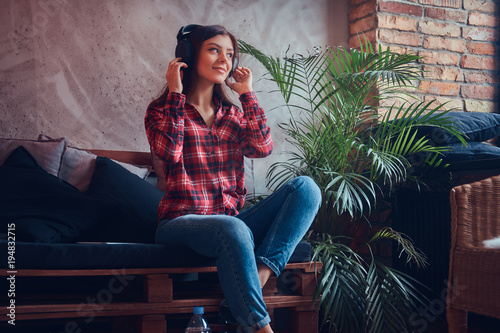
[176, 24, 202, 42]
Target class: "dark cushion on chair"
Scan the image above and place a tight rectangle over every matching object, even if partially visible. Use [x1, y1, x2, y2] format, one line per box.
[443, 142, 500, 162]
[79, 156, 164, 244]
[0, 147, 111, 243]
[417, 111, 500, 145]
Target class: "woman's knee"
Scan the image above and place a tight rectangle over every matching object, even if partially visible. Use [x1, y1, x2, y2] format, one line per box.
[292, 176, 322, 208]
[211, 216, 255, 249]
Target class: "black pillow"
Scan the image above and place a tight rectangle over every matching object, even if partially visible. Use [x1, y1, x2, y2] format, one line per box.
[415, 112, 500, 145]
[80, 157, 164, 243]
[0, 147, 113, 243]
[443, 142, 500, 162]
[385, 112, 500, 146]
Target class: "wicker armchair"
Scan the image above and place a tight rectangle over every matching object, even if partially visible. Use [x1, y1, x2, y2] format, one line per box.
[447, 174, 500, 332]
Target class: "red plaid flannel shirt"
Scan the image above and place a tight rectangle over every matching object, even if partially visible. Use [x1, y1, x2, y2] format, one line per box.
[145, 92, 273, 221]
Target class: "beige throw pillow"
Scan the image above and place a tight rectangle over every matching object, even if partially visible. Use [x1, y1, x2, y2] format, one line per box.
[0, 137, 67, 176]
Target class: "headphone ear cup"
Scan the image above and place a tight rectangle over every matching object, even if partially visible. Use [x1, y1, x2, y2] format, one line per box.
[229, 57, 238, 77]
[175, 39, 195, 70]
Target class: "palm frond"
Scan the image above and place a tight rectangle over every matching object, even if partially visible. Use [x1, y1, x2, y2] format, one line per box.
[312, 238, 431, 333]
[365, 261, 430, 333]
[369, 227, 428, 269]
[312, 240, 367, 333]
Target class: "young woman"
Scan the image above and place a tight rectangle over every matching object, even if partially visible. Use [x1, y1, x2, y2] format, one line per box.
[145, 25, 321, 333]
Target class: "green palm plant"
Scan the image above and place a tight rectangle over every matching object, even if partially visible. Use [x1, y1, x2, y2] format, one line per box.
[239, 39, 465, 333]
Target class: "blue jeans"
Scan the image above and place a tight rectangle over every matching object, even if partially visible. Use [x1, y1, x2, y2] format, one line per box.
[155, 176, 321, 332]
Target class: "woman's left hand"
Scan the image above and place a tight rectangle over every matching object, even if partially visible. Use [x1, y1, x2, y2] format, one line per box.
[226, 67, 253, 95]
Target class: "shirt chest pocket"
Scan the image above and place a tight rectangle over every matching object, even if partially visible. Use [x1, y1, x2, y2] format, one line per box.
[209, 129, 239, 173]
[215, 118, 240, 143]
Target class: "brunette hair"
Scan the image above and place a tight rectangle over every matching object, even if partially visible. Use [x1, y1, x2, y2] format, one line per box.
[152, 25, 239, 107]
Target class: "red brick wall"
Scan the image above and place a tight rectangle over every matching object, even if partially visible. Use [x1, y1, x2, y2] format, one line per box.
[348, 0, 499, 114]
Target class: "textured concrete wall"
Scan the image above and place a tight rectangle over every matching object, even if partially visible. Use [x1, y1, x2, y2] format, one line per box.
[0, 0, 348, 195]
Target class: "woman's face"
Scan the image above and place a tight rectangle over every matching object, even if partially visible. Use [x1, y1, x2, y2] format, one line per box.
[195, 34, 234, 85]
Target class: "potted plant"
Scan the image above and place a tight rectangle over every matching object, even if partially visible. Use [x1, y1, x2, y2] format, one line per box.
[239, 39, 464, 333]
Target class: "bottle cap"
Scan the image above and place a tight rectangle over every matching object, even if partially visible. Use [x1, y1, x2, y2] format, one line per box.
[193, 306, 204, 314]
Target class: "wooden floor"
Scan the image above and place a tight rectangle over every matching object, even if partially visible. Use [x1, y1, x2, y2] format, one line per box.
[3, 314, 500, 333]
[3, 296, 499, 333]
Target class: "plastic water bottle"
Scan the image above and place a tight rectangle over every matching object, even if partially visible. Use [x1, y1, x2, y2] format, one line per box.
[185, 306, 211, 332]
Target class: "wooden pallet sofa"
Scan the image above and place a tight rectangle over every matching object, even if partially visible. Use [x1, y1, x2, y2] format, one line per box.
[0, 138, 321, 333]
[0, 263, 319, 333]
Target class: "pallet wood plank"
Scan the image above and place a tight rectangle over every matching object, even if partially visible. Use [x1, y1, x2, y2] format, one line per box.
[143, 274, 173, 303]
[0, 262, 317, 277]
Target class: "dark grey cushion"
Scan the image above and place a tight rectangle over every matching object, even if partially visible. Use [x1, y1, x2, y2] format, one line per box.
[418, 111, 500, 145]
[79, 156, 164, 243]
[0, 239, 311, 269]
[0, 147, 112, 243]
[443, 142, 500, 162]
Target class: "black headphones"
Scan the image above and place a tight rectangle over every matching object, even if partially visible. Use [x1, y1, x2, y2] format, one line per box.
[175, 24, 238, 77]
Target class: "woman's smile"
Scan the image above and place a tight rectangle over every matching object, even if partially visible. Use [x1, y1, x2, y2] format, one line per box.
[213, 66, 227, 74]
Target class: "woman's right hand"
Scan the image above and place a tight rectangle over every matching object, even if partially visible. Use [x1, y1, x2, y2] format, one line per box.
[166, 57, 187, 93]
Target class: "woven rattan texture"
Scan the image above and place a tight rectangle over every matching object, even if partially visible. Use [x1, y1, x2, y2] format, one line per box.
[447, 175, 500, 332]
